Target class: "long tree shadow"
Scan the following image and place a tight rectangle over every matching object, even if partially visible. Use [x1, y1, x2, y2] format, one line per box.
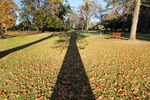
[0, 33, 55, 59]
[50, 32, 95, 99]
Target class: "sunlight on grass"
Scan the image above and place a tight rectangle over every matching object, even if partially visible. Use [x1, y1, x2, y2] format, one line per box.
[0, 32, 150, 99]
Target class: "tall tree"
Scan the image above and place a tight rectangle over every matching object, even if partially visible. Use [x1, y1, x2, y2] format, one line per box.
[0, 0, 16, 38]
[20, 0, 67, 32]
[78, 5, 86, 31]
[129, 0, 150, 40]
[103, 0, 150, 40]
[129, 0, 141, 40]
[69, 13, 78, 29]
[81, 0, 101, 31]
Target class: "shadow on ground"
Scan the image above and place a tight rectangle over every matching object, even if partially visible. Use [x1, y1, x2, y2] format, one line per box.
[50, 32, 95, 99]
[120, 33, 150, 41]
[51, 31, 89, 54]
[0, 33, 55, 59]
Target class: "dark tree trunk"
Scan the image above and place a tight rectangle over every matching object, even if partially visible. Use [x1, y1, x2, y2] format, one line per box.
[0, 24, 5, 39]
[0, 33, 5, 39]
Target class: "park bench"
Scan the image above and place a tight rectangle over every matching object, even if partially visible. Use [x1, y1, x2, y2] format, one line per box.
[109, 32, 122, 39]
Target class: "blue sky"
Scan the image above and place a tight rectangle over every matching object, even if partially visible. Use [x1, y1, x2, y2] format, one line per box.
[13, 0, 106, 23]
[13, 0, 106, 8]
[67, 0, 83, 8]
[67, 0, 106, 8]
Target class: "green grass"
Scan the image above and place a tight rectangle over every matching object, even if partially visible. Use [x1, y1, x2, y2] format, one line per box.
[0, 31, 150, 99]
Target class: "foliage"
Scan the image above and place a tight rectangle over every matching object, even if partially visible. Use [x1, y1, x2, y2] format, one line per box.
[0, 0, 17, 28]
[44, 16, 66, 31]
[102, 0, 150, 40]
[19, 0, 69, 32]
[103, 0, 135, 21]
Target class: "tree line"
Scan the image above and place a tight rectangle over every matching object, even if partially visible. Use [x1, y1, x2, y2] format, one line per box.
[69, 0, 150, 40]
[0, 0, 150, 40]
[101, 0, 150, 40]
[13, 0, 70, 32]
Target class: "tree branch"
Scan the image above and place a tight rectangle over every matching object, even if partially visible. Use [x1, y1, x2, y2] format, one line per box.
[141, 4, 150, 8]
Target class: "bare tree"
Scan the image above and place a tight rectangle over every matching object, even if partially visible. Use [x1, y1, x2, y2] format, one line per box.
[80, 0, 101, 32]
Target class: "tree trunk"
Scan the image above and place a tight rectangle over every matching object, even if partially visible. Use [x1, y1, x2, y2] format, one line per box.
[0, 32, 5, 39]
[86, 15, 88, 32]
[82, 20, 84, 31]
[36, 26, 40, 33]
[0, 24, 5, 39]
[129, 0, 141, 40]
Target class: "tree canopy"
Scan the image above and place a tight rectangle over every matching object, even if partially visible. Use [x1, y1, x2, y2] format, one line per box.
[18, 0, 69, 32]
[102, 0, 150, 40]
[0, 0, 16, 38]
[0, 0, 16, 28]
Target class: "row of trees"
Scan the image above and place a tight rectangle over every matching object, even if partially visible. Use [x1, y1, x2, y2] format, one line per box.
[68, 0, 101, 32]
[69, 0, 150, 40]
[0, 0, 71, 38]
[102, 0, 150, 40]
[14, 0, 70, 32]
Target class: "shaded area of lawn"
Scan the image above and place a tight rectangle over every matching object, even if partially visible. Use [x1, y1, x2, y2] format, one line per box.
[93, 30, 150, 41]
[50, 32, 95, 99]
[120, 33, 150, 41]
[3, 31, 38, 39]
[103, 31, 150, 41]
[0, 33, 55, 59]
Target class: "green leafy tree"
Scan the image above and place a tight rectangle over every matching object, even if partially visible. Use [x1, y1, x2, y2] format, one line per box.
[20, 0, 68, 32]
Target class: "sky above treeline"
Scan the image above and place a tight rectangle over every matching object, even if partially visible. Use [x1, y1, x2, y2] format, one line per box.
[67, 0, 105, 8]
[13, 0, 106, 8]
[12, 0, 106, 23]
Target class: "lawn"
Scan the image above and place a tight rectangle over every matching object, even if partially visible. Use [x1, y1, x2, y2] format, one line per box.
[0, 31, 150, 99]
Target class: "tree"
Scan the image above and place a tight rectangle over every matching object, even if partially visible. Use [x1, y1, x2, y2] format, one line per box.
[103, 0, 150, 40]
[129, 0, 141, 40]
[78, 5, 86, 31]
[69, 13, 78, 29]
[0, 0, 16, 38]
[20, 0, 67, 32]
[80, 0, 101, 31]
[129, 0, 150, 40]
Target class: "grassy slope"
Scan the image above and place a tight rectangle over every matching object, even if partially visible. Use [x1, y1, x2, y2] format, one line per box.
[0, 32, 150, 99]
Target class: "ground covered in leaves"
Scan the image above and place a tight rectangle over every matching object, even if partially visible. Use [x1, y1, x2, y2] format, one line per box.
[0, 31, 150, 99]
